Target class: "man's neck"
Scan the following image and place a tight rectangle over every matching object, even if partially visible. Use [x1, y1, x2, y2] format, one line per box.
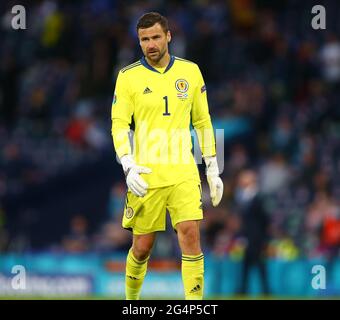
[146, 52, 171, 69]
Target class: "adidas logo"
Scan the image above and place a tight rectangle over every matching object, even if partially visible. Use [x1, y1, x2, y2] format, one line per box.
[190, 284, 201, 293]
[143, 87, 152, 94]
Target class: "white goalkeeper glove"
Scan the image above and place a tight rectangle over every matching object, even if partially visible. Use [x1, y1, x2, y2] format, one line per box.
[204, 156, 223, 207]
[120, 154, 152, 197]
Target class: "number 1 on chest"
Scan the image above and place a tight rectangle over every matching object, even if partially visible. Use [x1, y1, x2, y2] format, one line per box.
[163, 96, 170, 116]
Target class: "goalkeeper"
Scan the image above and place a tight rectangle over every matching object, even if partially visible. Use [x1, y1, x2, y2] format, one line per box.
[111, 12, 223, 300]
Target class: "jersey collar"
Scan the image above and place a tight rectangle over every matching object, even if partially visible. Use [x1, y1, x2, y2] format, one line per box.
[140, 55, 175, 74]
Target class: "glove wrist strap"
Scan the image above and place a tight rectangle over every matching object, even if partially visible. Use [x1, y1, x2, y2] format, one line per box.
[120, 154, 135, 174]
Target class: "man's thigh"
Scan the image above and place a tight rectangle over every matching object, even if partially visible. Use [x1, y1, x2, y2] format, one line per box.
[122, 188, 169, 235]
[167, 179, 203, 231]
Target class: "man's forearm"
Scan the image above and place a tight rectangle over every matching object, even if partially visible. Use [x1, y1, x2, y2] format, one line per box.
[194, 124, 216, 158]
[111, 119, 132, 158]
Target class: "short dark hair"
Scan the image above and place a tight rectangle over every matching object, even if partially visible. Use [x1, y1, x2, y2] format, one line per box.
[136, 12, 169, 33]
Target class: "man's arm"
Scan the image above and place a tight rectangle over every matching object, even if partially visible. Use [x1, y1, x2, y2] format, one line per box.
[111, 71, 151, 197]
[111, 70, 134, 158]
[191, 65, 223, 207]
[191, 65, 216, 159]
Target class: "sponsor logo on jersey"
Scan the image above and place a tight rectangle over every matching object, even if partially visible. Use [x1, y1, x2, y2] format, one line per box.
[143, 87, 152, 94]
[175, 79, 189, 93]
[190, 284, 201, 293]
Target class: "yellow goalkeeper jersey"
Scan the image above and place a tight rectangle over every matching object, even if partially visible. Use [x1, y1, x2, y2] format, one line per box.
[111, 55, 216, 188]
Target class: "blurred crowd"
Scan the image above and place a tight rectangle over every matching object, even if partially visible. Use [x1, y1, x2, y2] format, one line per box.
[0, 0, 340, 265]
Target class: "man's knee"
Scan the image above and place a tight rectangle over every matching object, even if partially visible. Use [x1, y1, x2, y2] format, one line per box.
[132, 234, 155, 261]
[180, 226, 199, 243]
[177, 221, 201, 252]
[178, 220, 199, 237]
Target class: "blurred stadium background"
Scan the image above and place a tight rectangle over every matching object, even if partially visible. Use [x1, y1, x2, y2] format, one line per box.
[0, 0, 340, 299]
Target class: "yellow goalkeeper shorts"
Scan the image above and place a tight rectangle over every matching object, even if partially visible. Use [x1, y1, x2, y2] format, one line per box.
[122, 179, 203, 235]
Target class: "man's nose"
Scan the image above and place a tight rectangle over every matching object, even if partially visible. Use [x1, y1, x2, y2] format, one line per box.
[147, 40, 156, 49]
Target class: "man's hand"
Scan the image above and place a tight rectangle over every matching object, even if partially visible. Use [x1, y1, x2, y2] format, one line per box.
[204, 156, 223, 207]
[120, 155, 152, 197]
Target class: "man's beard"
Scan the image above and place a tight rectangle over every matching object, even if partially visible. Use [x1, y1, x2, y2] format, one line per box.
[147, 48, 166, 63]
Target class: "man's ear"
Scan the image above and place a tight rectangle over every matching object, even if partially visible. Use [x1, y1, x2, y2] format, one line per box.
[167, 31, 171, 43]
